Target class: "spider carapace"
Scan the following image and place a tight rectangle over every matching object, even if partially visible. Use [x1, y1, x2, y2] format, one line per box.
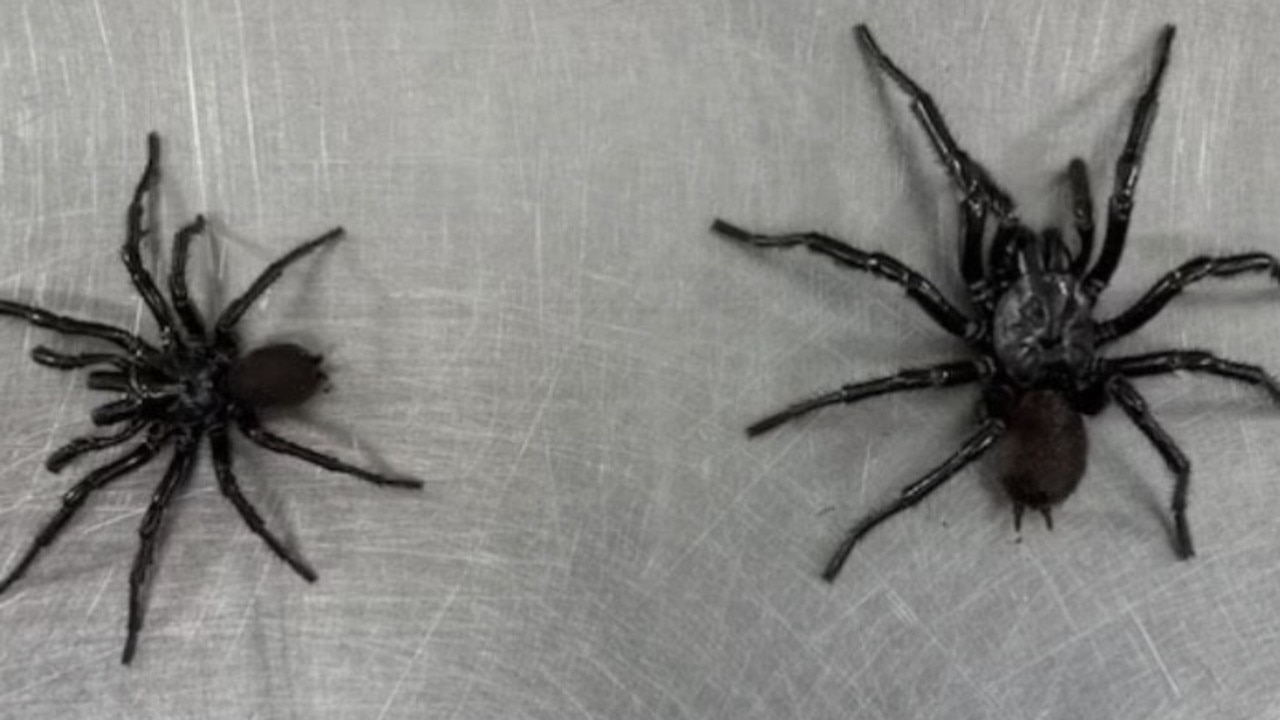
[714, 25, 1280, 581]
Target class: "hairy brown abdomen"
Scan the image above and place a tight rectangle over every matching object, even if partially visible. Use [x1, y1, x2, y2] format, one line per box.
[999, 391, 1087, 525]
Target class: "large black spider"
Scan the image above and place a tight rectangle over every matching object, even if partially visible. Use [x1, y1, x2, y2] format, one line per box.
[0, 134, 422, 664]
[713, 25, 1280, 581]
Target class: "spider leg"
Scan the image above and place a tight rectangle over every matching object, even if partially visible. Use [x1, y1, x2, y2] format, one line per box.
[0, 299, 158, 358]
[30, 346, 145, 399]
[214, 227, 345, 340]
[0, 428, 167, 597]
[91, 397, 146, 427]
[121, 133, 183, 347]
[854, 25, 1014, 218]
[747, 359, 990, 436]
[986, 223, 1022, 292]
[30, 346, 132, 371]
[46, 418, 148, 473]
[1107, 376, 1194, 558]
[957, 193, 991, 307]
[235, 414, 423, 489]
[1067, 158, 1095, 276]
[1095, 253, 1280, 343]
[1084, 26, 1176, 296]
[1104, 350, 1280, 404]
[123, 437, 198, 665]
[855, 24, 1018, 309]
[168, 215, 209, 338]
[823, 418, 1005, 581]
[711, 220, 978, 340]
[210, 425, 318, 582]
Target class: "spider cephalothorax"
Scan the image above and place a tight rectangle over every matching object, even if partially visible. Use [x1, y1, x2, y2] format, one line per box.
[714, 25, 1280, 581]
[0, 133, 421, 664]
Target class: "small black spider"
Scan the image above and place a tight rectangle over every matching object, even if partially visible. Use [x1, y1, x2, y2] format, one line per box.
[714, 25, 1280, 581]
[0, 134, 422, 664]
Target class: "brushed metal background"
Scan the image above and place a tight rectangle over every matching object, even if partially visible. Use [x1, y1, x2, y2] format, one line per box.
[2, 1, 1279, 718]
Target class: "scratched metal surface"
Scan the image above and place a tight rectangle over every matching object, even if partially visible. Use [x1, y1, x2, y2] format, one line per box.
[1, 1, 1279, 718]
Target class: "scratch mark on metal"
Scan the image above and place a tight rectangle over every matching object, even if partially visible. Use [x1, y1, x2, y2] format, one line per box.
[534, 201, 546, 324]
[507, 352, 565, 489]
[83, 565, 115, 619]
[1129, 607, 1181, 698]
[91, 0, 115, 77]
[232, 0, 265, 230]
[1027, 545, 1079, 633]
[180, 0, 208, 208]
[78, 507, 145, 536]
[219, 559, 272, 665]
[375, 582, 462, 720]
[21, 4, 39, 76]
[651, 427, 806, 582]
[0, 652, 117, 701]
[318, 112, 333, 201]
[1023, 1, 1047, 100]
[579, 650, 649, 714]
[858, 441, 872, 508]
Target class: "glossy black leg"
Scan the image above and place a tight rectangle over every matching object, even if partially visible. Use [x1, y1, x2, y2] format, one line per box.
[711, 220, 977, 339]
[236, 414, 423, 489]
[1084, 25, 1176, 296]
[854, 24, 1014, 219]
[215, 227, 344, 339]
[959, 187, 992, 308]
[30, 346, 132, 371]
[169, 215, 209, 338]
[1067, 158, 1095, 275]
[1096, 253, 1280, 343]
[121, 133, 182, 347]
[747, 359, 989, 436]
[823, 419, 1005, 581]
[1106, 349, 1280, 404]
[986, 223, 1022, 293]
[90, 398, 145, 427]
[0, 432, 167, 596]
[46, 419, 148, 473]
[1108, 376, 1193, 558]
[0, 299, 157, 358]
[210, 426, 317, 582]
[123, 438, 198, 665]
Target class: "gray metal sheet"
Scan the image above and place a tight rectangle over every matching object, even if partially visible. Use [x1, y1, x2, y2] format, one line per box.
[2, 1, 1279, 718]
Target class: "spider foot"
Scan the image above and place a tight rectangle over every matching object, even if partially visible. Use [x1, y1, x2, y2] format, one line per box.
[122, 630, 139, 666]
[1174, 511, 1195, 559]
[710, 219, 799, 247]
[1263, 376, 1280, 406]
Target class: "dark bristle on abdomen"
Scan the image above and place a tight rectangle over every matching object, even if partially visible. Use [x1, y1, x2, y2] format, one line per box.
[1000, 391, 1088, 526]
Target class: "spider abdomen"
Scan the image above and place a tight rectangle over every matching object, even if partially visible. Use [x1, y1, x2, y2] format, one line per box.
[226, 343, 326, 409]
[999, 390, 1087, 523]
